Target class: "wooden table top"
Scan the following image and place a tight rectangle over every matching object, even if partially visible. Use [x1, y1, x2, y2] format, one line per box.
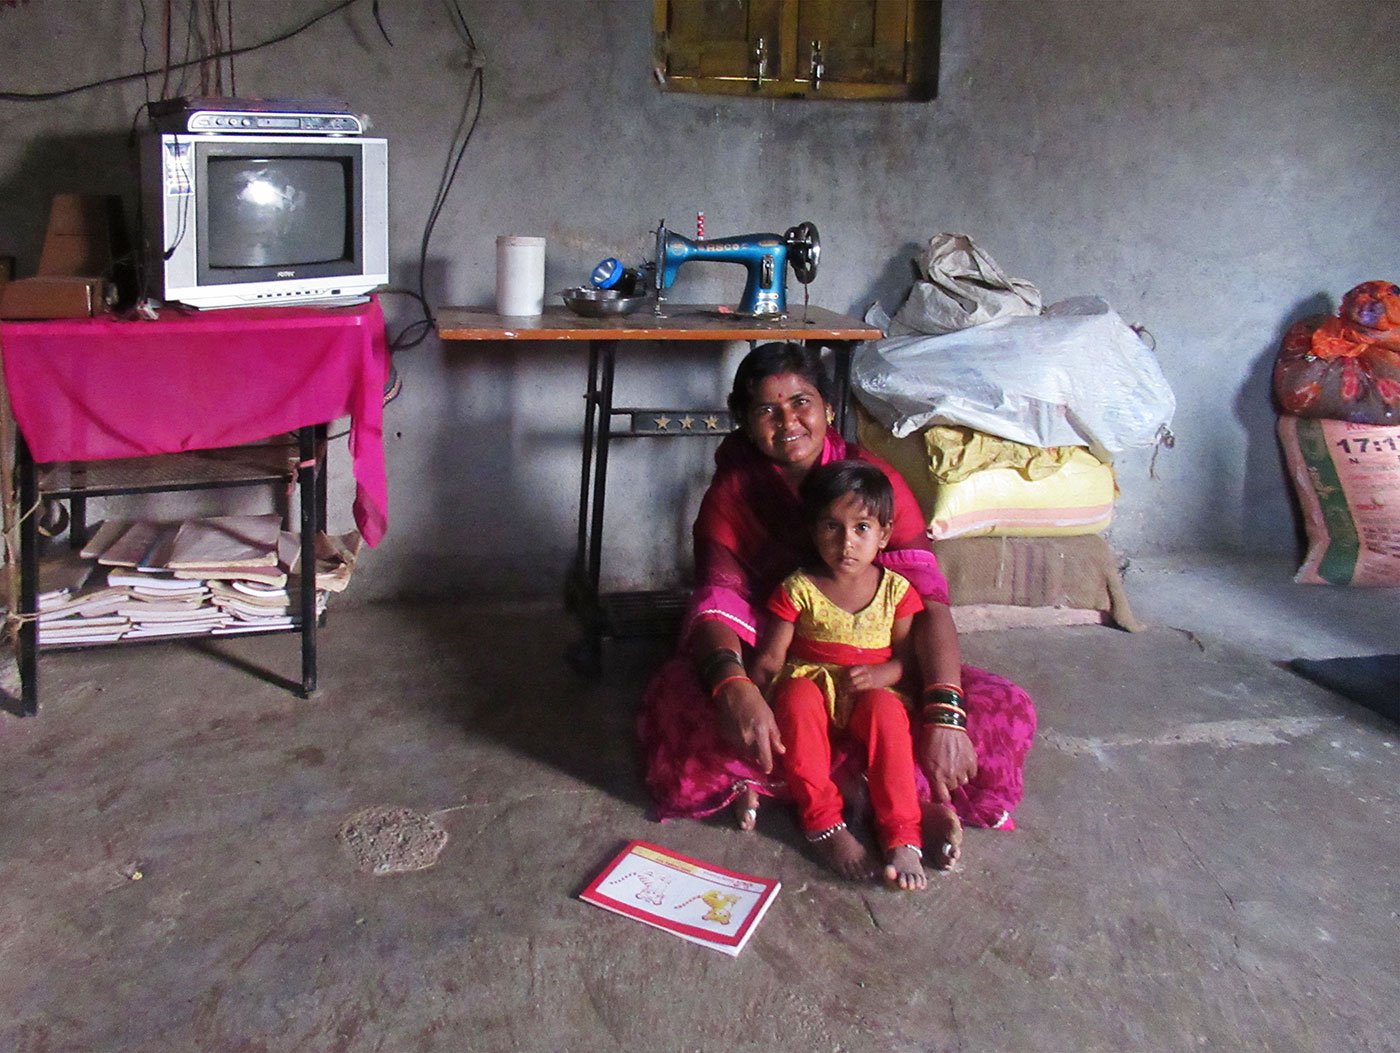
[434, 303, 880, 342]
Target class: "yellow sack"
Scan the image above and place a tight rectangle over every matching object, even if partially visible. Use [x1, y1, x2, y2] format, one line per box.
[858, 409, 1115, 539]
[923, 424, 1076, 483]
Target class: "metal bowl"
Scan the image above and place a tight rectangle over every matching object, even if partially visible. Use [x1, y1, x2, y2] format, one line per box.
[561, 286, 648, 318]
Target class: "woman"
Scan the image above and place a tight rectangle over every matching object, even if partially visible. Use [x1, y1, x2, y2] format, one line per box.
[638, 342, 1036, 867]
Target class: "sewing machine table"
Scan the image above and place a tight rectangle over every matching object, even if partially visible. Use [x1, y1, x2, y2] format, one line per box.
[435, 303, 880, 673]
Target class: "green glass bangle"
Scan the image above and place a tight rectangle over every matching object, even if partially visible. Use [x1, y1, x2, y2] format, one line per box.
[700, 647, 743, 682]
[923, 686, 966, 709]
[922, 708, 968, 729]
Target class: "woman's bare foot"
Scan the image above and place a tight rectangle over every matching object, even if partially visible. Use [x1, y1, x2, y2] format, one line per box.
[920, 800, 963, 870]
[811, 826, 877, 881]
[884, 845, 927, 891]
[732, 786, 759, 831]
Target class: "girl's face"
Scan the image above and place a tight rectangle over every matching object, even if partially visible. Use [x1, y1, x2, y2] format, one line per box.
[744, 372, 829, 476]
[812, 492, 891, 576]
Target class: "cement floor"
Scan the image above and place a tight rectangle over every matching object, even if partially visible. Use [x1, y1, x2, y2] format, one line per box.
[2, 554, 1397, 1052]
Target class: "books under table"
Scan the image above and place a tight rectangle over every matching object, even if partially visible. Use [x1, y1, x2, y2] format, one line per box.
[21, 515, 354, 648]
[579, 840, 780, 956]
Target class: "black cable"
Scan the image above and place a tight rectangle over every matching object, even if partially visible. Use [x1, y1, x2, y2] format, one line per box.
[177, 0, 199, 98]
[137, 0, 152, 108]
[0, 0, 362, 102]
[381, 0, 483, 355]
[371, 0, 392, 46]
[409, 12, 484, 337]
[227, 0, 237, 96]
[378, 286, 431, 403]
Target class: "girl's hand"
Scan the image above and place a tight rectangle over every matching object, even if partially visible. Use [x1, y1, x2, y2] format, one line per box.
[841, 664, 873, 693]
[839, 660, 900, 694]
[717, 678, 786, 774]
[918, 722, 978, 801]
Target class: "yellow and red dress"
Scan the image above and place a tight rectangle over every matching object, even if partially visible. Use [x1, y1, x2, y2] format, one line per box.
[765, 567, 926, 850]
[767, 568, 923, 727]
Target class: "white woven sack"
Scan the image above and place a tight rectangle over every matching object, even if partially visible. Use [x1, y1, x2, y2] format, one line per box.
[892, 233, 1042, 336]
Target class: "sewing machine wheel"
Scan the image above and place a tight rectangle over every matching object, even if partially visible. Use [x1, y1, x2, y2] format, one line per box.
[785, 222, 821, 284]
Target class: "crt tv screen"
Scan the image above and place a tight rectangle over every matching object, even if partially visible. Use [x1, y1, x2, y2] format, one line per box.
[204, 155, 352, 270]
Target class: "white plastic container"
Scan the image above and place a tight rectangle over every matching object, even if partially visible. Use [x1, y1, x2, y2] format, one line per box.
[495, 235, 546, 316]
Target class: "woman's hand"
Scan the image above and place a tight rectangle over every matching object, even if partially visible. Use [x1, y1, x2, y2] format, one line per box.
[918, 722, 978, 802]
[716, 678, 786, 774]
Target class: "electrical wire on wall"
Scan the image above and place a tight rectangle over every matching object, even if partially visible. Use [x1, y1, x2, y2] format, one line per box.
[349, 0, 482, 408]
[0, 0, 362, 102]
[380, 0, 483, 358]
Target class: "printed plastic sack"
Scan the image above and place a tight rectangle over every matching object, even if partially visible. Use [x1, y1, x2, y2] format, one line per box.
[1278, 414, 1400, 586]
[1274, 281, 1400, 425]
[854, 296, 1175, 459]
[891, 233, 1042, 337]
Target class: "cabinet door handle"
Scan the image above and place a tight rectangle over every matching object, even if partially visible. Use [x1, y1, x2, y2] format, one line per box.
[810, 40, 825, 90]
[752, 36, 768, 88]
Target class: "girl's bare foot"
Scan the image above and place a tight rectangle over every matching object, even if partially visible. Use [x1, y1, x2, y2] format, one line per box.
[733, 786, 759, 831]
[884, 845, 927, 891]
[920, 800, 963, 870]
[811, 826, 877, 881]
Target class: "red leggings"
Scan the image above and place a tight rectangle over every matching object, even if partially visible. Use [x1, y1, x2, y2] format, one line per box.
[771, 677, 922, 852]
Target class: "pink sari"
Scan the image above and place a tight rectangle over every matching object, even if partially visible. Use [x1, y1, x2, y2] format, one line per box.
[638, 430, 1037, 829]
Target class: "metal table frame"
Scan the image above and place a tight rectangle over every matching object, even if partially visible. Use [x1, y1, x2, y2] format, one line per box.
[436, 304, 880, 673]
[13, 426, 328, 715]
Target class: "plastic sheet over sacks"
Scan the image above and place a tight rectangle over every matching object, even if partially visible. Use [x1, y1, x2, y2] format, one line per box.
[853, 297, 1175, 460]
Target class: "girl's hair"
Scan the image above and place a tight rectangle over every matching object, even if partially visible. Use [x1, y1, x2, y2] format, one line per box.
[727, 341, 832, 421]
[801, 460, 894, 527]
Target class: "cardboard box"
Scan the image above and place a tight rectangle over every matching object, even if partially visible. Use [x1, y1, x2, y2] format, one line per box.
[0, 276, 109, 320]
[37, 194, 124, 278]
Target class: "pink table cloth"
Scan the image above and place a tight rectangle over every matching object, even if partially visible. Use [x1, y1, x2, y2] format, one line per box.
[0, 298, 389, 546]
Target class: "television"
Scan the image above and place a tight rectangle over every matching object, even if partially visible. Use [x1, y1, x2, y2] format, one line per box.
[139, 132, 388, 309]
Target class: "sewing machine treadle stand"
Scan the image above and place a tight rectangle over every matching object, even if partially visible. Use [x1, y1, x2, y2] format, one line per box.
[433, 302, 880, 675]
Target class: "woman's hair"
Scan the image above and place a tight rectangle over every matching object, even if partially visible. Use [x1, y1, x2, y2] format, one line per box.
[801, 460, 894, 527]
[727, 341, 832, 421]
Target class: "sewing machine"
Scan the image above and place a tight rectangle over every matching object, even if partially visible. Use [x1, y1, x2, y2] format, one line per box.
[652, 220, 820, 316]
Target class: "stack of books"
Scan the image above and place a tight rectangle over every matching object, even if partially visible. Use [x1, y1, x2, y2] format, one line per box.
[108, 572, 227, 639]
[33, 552, 118, 644]
[23, 515, 358, 648]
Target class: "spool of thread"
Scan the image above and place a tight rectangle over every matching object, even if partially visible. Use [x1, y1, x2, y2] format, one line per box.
[696, 211, 705, 240]
[495, 235, 546, 316]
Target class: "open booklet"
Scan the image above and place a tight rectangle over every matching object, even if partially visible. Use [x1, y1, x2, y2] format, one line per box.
[579, 841, 780, 956]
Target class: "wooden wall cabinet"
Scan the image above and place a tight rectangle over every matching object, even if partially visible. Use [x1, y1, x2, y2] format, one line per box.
[654, 0, 940, 101]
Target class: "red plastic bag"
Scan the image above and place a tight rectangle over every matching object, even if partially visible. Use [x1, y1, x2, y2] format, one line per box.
[1274, 281, 1400, 424]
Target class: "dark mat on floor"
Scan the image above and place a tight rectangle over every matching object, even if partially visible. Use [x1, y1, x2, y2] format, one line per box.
[1291, 654, 1400, 723]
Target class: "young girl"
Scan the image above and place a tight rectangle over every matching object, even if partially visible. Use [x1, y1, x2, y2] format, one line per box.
[750, 460, 928, 890]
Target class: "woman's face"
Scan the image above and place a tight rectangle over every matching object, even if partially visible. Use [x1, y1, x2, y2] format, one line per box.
[744, 372, 829, 476]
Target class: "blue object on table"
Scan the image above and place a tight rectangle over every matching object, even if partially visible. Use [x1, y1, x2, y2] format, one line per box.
[591, 257, 624, 289]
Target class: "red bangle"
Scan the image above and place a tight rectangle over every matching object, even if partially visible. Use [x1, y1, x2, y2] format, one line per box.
[710, 673, 751, 700]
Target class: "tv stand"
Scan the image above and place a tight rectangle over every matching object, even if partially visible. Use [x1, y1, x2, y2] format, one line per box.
[0, 299, 390, 715]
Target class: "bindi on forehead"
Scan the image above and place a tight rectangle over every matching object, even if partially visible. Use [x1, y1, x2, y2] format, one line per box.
[754, 373, 820, 400]
[755, 390, 817, 414]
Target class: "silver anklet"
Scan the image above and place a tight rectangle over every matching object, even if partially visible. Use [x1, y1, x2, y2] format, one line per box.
[890, 843, 923, 860]
[806, 822, 847, 843]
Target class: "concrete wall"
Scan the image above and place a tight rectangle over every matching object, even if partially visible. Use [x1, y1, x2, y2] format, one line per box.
[2, 0, 1397, 602]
